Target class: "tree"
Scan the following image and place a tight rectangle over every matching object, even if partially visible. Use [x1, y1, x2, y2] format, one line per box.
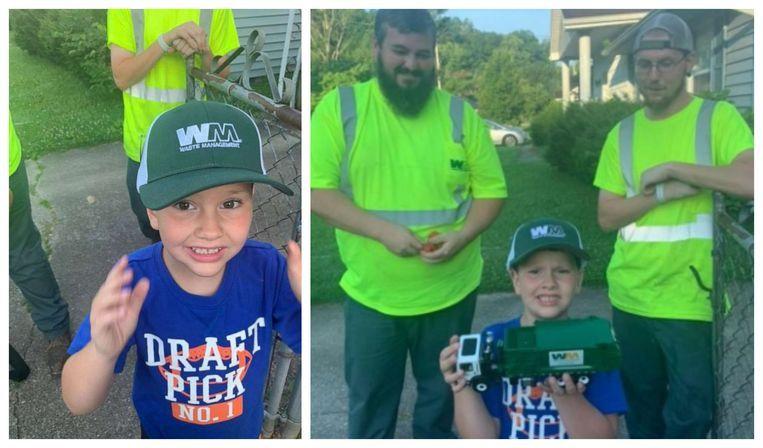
[436, 16, 502, 102]
[311, 10, 374, 108]
[311, 10, 373, 65]
[476, 32, 559, 125]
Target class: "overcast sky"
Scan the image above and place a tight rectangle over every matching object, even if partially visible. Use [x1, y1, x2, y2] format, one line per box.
[444, 9, 551, 40]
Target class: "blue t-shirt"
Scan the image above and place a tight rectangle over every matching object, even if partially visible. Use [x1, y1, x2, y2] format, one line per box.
[69, 240, 301, 438]
[480, 317, 627, 439]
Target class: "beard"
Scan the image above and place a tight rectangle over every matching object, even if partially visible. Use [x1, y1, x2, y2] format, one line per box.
[641, 75, 686, 112]
[376, 56, 436, 117]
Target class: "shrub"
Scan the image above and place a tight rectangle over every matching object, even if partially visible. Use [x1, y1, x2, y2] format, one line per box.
[311, 60, 372, 110]
[529, 100, 563, 147]
[10, 10, 47, 56]
[742, 110, 753, 132]
[10, 10, 114, 95]
[697, 89, 754, 132]
[543, 99, 639, 185]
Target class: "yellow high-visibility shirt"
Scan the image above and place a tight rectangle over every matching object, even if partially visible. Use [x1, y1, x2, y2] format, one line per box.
[312, 79, 507, 315]
[107, 9, 239, 161]
[594, 98, 753, 321]
[9, 115, 22, 176]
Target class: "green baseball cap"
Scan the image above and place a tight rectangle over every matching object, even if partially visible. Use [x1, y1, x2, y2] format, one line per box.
[506, 218, 589, 269]
[137, 101, 293, 210]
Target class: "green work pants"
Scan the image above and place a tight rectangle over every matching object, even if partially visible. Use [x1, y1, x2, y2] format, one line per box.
[126, 158, 160, 243]
[613, 307, 713, 438]
[344, 291, 477, 438]
[9, 159, 69, 339]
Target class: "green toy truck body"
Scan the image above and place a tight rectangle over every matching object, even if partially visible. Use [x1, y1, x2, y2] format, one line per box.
[458, 317, 622, 392]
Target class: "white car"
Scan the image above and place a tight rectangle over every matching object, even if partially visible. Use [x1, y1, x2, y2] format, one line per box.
[485, 120, 527, 147]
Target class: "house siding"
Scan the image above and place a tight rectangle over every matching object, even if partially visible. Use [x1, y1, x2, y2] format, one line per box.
[551, 9, 753, 112]
[724, 13, 753, 110]
[230, 9, 301, 80]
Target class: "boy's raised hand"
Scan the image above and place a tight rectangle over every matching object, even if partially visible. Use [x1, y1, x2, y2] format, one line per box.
[89, 256, 149, 361]
[439, 335, 467, 393]
[286, 240, 302, 302]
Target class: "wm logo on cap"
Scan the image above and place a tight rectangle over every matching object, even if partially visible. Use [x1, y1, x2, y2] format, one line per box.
[176, 123, 242, 152]
[530, 224, 566, 239]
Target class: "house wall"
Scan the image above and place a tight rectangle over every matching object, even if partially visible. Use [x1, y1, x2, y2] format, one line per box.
[553, 10, 753, 111]
[591, 56, 610, 100]
[723, 12, 753, 111]
[604, 55, 638, 101]
[690, 14, 724, 95]
[595, 53, 638, 101]
[230, 10, 301, 80]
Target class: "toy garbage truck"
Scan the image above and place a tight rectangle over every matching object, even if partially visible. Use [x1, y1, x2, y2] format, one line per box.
[457, 317, 621, 392]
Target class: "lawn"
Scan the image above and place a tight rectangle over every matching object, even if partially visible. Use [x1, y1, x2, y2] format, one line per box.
[311, 146, 617, 304]
[9, 39, 123, 159]
[9, 36, 289, 160]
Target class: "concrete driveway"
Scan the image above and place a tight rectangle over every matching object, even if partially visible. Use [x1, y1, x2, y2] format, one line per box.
[311, 289, 626, 439]
[10, 142, 148, 438]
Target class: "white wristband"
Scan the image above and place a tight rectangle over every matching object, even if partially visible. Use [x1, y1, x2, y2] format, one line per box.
[157, 34, 172, 53]
[655, 183, 666, 203]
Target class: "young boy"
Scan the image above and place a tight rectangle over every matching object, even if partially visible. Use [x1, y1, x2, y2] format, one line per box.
[61, 101, 301, 438]
[440, 218, 627, 439]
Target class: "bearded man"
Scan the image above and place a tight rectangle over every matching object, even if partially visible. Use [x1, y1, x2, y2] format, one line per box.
[311, 9, 507, 438]
[593, 12, 753, 438]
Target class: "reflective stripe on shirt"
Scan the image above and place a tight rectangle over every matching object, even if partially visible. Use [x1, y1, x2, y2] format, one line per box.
[127, 81, 186, 103]
[128, 10, 213, 104]
[619, 213, 712, 242]
[337, 84, 470, 226]
[367, 197, 473, 227]
[617, 99, 717, 239]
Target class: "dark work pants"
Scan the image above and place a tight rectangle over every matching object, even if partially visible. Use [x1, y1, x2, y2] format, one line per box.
[344, 291, 477, 438]
[612, 307, 713, 439]
[126, 158, 160, 243]
[9, 159, 69, 339]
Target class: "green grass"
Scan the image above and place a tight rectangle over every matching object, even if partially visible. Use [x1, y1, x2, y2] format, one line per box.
[311, 146, 617, 304]
[9, 37, 291, 160]
[9, 39, 123, 159]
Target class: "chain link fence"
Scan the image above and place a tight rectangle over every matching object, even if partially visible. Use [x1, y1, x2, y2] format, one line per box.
[187, 42, 302, 438]
[711, 193, 753, 439]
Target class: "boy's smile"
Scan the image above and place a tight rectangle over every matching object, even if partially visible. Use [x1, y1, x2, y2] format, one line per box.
[510, 250, 583, 326]
[147, 183, 254, 296]
[188, 246, 225, 262]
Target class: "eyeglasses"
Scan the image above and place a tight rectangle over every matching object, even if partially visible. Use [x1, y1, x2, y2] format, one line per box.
[634, 55, 687, 74]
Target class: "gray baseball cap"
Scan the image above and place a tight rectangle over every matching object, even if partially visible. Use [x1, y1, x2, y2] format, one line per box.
[506, 218, 589, 269]
[632, 12, 694, 54]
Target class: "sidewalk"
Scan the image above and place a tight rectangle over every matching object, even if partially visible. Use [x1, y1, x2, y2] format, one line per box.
[9, 143, 146, 438]
[311, 289, 622, 439]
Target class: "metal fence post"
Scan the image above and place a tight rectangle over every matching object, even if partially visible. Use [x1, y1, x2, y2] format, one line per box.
[186, 57, 195, 102]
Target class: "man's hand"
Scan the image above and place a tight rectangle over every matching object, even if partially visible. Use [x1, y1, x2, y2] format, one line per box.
[655, 179, 700, 202]
[89, 256, 149, 361]
[440, 335, 468, 393]
[641, 151, 753, 200]
[164, 21, 210, 58]
[376, 221, 423, 257]
[286, 240, 301, 302]
[537, 373, 587, 397]
[419, 230, 469, 263]
[640, 163, 675, 195]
